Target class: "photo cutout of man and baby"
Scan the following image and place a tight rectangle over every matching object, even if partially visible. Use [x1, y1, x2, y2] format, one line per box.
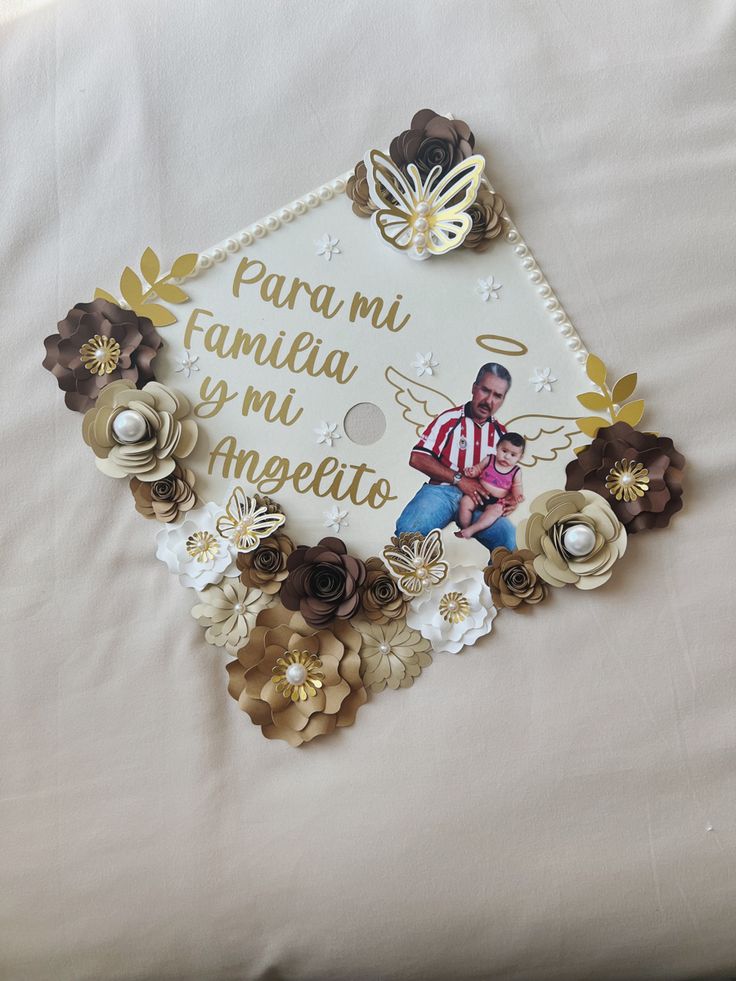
[394, 363, 525, 554]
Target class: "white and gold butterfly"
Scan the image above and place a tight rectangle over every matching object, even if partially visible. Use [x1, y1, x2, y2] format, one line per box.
[215, 487, 286, 553]
[382, 528, 449, 596]
[365, 149, 485, 260]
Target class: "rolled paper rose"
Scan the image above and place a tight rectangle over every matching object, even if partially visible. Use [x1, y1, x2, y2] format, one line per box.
[130, 464, 197, 523]
[226, 604, 367, 746]
[280, 537, 366, 629]
[517, 489, 627, 590]
[346, 160, 378, 217]
[237, 532, 295, 596]
[565, 421, 685, 533]
[360, 557, 408, 624]
[484, 547, 547, 610]
[82, 379, 197, 481]
[389, 108, 475, 179]
[462, 187, 506, 252]
[42, 298, 162, 413]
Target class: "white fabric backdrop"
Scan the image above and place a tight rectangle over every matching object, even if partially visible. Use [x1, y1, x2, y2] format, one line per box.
[2, 2, 735, 979]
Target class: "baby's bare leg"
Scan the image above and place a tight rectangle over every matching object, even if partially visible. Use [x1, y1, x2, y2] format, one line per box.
[460, 501, 505, 538]
[456, 494, 475, 528]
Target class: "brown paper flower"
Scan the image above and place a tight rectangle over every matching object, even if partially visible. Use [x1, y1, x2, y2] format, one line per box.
[42, 299, 162, 413]
[82, 379, 197, 481]
[237, 531, 295, 595]
[280, 537, 366, 628]
[518, 489, 627, 590]
[346, 160, 378, 217]
[130, 463, 197, 522]
[484, 547, 547, 610]
[389, 108, 475, 179]
[462, 187, 506, 252]
[226, 604, 367, 746]
[565, 422, 685, 533]
[360, 557, 408, 623]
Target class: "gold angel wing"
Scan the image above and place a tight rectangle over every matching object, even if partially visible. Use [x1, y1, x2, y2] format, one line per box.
[385, 366, 455, 436]
[216, 487, 286, 552]
[504, 414, 581, 467]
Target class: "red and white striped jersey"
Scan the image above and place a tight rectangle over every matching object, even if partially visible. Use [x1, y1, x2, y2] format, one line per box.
[412, 404, 506, 476]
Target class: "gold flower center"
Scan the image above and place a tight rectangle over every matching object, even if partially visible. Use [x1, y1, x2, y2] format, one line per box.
[605, 459, 650, 502]
[79, 334, 121, 375]
[185, 530, 220, 563]
[272, 650, 325, 702]
[438, 591, 470, 624]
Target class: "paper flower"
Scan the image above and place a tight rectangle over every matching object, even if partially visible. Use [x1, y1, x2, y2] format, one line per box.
[411, 352, 439, 377]
[346, 160, 379, 217]
[323, 504, 349, 532]
[518, 489, 627, 590]
[155, 502, 238, 591]
[359, 557, 408, 624]
[226, 605, 367, 746]
[280, 537, 366, 628]
[175, 352, 199, 378]
[477, 276, 502, 302]
[382, 529, 449, 596]
[389, 108, 475, 179]
[484, 547, 547, 610]
[191, 577, 273, 655]
[130, 463, 197, 523]
[564, 422, 685, 533]
[314, 421, 340, 447]
[355, 618, 432, 692]
[406, 566, 496, 655]
[82, 379, 197, 481]
[315, 234, 341, 261]
[462, 187, 506, 252]
[42, 298, 162, 413]
[237, 531, 295, 596]
[530, 367, 557, 392]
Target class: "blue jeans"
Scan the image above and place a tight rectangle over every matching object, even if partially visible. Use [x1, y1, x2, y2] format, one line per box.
[395, 483, 516, 554]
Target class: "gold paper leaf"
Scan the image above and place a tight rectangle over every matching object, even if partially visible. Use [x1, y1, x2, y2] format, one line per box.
[585, 354, 607, 388]
[139, 302, 177, 327]
[120, 266, 145, 307]
[576, 416, 611, 438]
[611, 372, 638, 404]
[614, 399, 645, 427]
[154, 282, 190, 304]
[94, 287, 119, 303]
[171, 252, 199, 278]
[576, 391, 609, 412]
[140, 247, 161, 286]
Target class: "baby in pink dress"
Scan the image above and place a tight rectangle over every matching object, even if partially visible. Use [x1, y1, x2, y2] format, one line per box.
[455, 433, 525, 539]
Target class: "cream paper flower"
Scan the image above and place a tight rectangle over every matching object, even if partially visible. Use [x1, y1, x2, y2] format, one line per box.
[155, 502, 238, 591]
[191, 577, 273, 654]
[355, 618, 432, 692]
[406, 566, 497, 654]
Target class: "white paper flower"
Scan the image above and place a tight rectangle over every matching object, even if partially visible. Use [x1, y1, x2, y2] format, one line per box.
[530, 367, 557, 392]
[315, 233, 341, 261]
[175, 351, 200, 378]
[155, 502, 238, 591]
[314, 421, 341, 447]
[324, 504, 349, 532]
[411, 351, 439, 377]
[406, 566, 497, 654]
[191, 577, 273, 654]
[477, 276, 502, 302]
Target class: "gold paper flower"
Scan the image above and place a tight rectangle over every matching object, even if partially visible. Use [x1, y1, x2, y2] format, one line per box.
[359, 557, 409, 623]
[605, 460, 650, 502]
[271, 650, 325, 701]
[79, 333, 121, 375]
[227, 605, 367, 746]
[355, 618, 432, 692]
[82, 379, 197, 481]
[382, 528, 449, 596]
[484, 547, 547, 610]
[237, 532, 295, 595]
[518, 489, 627, 590]
[191, 577, 273, 655]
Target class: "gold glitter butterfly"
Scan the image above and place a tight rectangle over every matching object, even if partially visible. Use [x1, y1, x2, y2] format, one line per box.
[216, 487, 286, 553]
[382, 528, 449, 596]
[365, 149, 485, 260]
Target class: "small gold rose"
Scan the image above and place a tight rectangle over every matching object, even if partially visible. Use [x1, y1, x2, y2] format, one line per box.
[79, 334, 121, 375]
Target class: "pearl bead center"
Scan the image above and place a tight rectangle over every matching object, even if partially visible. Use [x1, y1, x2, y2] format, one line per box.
[562, 523, 597, 558]
[112, 409, 148, 444]
[285, 663, 308, 685]
[378, 642, 391, 655]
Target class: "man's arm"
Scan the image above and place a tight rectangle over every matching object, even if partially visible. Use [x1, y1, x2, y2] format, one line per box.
[409, 450, 487, 508]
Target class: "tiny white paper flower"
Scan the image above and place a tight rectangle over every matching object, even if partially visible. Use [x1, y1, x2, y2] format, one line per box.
[477, 276, 502, 302]
[529, 367, 557, 392]
[315, 233, 341, 261]
[411, 352, 439, 377]
[175, 351, 200, 378]
[323, 504, 349, 533]
[314, 421, 341, 447]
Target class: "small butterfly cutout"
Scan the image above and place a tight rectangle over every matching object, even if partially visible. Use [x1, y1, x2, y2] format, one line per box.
[216, 487, 286, 553]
